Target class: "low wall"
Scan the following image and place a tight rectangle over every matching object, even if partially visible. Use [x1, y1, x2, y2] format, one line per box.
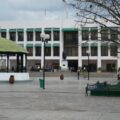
[0, 72, 30, 81]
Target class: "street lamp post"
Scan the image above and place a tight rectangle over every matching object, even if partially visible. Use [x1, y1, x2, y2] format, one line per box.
[86, 50, 90, 80]
[40, 32, 50, 89]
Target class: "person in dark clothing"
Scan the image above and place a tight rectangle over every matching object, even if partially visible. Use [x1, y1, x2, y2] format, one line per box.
[77, 68, 80, 80]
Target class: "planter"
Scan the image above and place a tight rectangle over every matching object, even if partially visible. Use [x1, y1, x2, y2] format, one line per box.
[9, 75, 15, 84]
[60, 74, 64, 80]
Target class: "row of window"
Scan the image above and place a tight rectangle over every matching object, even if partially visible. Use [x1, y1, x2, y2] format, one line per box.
[27, 46, 59, 57]
[82, 27, 119, 41]
[26, 45, 117, 57]
[82, 45, 117, 56]
[1, 27, 118, 42]
[0, 31, 60, 42]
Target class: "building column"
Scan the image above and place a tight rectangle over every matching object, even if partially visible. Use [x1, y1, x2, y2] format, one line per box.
[97, 27, 101, 69]
[78, 29, 82, 68]
[51, 29, 53, 57]
[60, 28, 63, 67]
[117, 46, 120, 70]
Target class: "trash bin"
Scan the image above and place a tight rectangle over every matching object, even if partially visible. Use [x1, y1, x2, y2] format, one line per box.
[39, 79, 45, 89]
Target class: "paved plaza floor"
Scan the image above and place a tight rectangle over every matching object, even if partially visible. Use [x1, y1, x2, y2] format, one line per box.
[0, 74, 120, 120]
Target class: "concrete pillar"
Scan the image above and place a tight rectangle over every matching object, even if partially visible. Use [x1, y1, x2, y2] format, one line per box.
[117, 47, 120, 70]
[97, 27, 101, 69]
[60, 28, 63, 67]
[78, 29, 82, 68]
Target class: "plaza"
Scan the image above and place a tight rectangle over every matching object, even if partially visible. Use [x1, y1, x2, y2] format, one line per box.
[0, 72, 120, 120]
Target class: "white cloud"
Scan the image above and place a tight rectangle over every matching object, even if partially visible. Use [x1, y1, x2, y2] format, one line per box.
[0, 0, 74, 21]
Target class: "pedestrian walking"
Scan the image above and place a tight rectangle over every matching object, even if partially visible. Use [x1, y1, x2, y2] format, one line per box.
[77, 68, 80, 80]
[83, 67, 86, 78]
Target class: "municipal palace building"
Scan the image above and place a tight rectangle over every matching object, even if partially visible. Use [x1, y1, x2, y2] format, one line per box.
[0, 19, 120, 72]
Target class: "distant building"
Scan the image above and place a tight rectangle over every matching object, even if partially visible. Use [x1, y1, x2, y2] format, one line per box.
[0, 19, 119, 72]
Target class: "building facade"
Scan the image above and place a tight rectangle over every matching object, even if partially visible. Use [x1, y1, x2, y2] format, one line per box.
[0, 20, 120, 72]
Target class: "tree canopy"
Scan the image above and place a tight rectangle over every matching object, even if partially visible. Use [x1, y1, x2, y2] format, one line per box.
[63, 0, 120, 44]
[63, 0, 120, 26]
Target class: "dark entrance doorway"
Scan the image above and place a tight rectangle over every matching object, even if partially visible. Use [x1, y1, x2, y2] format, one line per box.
[107, 63, 116, 72]
[68, 60, 78, 72]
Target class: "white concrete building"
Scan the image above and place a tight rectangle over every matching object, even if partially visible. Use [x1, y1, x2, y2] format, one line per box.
[0, 19, 120, 72]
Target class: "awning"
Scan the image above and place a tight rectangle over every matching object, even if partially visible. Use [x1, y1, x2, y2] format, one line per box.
[26, 44, 33, 48]
[0, 29, 6, 32]
[45, 44, 51, 47]
[82, 43, 89, 47]
[53, 28, 60, 31]
[35, 28, 42, 32]
[91, 27, 98, 31]
[35, 44, 42, 47]
[53, 43, 60, 47]
[44, 28, 51, 32]
[91, 43, 98, 47]
[17, 29, 24, 32]
[81, 27, 89, 31]
[9, 29, 16, 32]
[26, 28, 34, 32]
[101, 43, 108, 47]
[62, 28, 78, 32]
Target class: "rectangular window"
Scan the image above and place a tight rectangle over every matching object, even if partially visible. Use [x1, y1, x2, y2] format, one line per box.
[82, 28, 89, 40]
[101, 45, 108, 56]
[64, 47, 78, 56]
[27, 32, 33, 41]
[53, 31, 60, 41]
[35, 32, 41, 41]
[35, 47, 41, 56]
[9, 32, 16, 41]
[110, 28, 118, 40]
[101, 28, 109, 40]
[82, 47, 88, 56]
[91, 28, 98, 40]
[1, 32, 6, 38]
[64, 31, 78, 56]
[53, 47, 59, 56]
[91, 47, 98, 56]
[27, 47, 33, 56]
[110, 44, 117, 56]
[45, 47, 51, 56]
[64, 31, 78, 45]
[18, 32, 24, 41]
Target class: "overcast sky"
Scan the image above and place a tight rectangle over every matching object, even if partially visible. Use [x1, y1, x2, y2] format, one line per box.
[0, 0, 74, 21]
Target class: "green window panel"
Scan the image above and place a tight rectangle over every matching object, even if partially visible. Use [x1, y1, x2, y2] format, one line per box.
[26, 28, 34, 32]
[17, 29, 24, 32]
[53, 28, 60, 31]
[82, 43, 89, 47]
[35, 44, 42, 47]
[0, 29, 7, 32]
[26, 44, 33, 48]
[35, 28, 42, 32]
[44, 28, 51, 32]
[9, 29, 16, 32]
[53, 43, 60, 47]
[62, 28, 78, 32]
[45, 44, 51, 47]
[91, 43, 98, 47]
[101, 43, 108, 47]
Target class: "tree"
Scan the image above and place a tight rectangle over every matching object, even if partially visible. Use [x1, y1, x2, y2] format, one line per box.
[63, 0, 120, 44]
